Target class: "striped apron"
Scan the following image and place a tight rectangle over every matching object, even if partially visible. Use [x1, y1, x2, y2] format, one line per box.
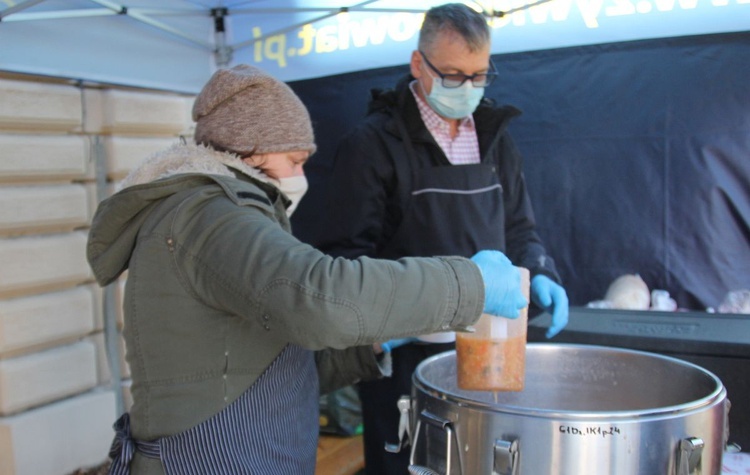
[108, 344, 319, 474]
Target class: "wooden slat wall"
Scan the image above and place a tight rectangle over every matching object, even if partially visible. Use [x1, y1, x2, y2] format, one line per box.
[0, 74, 193, 475]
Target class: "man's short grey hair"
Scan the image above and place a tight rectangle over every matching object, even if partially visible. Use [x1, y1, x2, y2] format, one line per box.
[418, 3, 490, 53]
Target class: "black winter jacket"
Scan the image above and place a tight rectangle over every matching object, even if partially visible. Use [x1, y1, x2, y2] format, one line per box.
[316, 75, 560, 282]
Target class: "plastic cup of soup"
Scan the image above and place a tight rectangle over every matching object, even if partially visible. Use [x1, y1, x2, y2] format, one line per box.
[456, 267, 530, 392]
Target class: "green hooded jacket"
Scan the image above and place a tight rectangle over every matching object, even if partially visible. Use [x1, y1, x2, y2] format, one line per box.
[87, 143, 484, 443]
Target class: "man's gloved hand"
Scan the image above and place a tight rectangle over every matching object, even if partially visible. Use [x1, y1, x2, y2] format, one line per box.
[531, 275, 569, 339]
[379, 338, 416, 353]
[470, 250, 528, 319]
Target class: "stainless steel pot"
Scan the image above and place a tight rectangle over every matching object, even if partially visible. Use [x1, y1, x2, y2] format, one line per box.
[389, 344, 729, 475]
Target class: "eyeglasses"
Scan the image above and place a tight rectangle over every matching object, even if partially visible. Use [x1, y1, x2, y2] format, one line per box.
[419, 51, 498, 88]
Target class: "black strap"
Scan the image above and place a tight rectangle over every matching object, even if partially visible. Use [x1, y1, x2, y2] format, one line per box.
[390, 110, 419, 209]
[108, 413, 161, 475]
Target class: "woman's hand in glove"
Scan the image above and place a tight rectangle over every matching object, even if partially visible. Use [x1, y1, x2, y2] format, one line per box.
[374, 338, 417, 355]
[470, 250, 528, 319]
[531, 275, 569, 338]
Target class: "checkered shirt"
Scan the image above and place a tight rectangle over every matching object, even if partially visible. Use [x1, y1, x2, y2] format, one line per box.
[409, 81, 481, 165]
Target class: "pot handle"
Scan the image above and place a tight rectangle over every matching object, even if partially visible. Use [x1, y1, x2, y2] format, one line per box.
[494, 439, 519, 475]
[385, 396, 413, 454]
[676, 437, 704, 475]
[408, 410, 461, 475]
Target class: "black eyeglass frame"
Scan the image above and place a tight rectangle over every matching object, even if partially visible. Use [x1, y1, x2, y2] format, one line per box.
[419, 50, 498, 88]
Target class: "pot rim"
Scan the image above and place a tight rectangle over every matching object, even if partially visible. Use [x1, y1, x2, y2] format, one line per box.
[412, 343, 727, 420]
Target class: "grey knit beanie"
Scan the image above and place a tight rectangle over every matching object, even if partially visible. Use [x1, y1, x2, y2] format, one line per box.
[192, 64, 316, 155]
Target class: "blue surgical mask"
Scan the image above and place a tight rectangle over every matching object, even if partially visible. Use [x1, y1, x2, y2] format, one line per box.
[423, 79, 484, 120]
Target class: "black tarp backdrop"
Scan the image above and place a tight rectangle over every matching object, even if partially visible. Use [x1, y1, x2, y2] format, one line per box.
[290, 31, 750, 311]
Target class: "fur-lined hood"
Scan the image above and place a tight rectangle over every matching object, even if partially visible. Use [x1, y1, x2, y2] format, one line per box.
[88, 142, 286, 286]
[120, 142, 275, 190]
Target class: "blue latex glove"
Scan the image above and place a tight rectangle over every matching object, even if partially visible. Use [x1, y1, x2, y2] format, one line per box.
[380, 338, 416, 353]
[531, 275, 569, 339]
[470, 250, 528, 319]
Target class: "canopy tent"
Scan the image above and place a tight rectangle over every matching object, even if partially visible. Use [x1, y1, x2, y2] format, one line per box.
[2, 0, 748, 93]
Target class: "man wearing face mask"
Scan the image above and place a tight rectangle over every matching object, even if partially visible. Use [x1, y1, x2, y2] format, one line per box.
[312, 4, 569, 473]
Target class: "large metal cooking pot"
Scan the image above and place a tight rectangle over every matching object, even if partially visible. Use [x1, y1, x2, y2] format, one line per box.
[389, 344, 729, 475]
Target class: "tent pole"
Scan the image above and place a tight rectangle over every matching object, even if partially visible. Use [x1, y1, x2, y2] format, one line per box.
[87, 0, 213, 50]
[0, 0, 46, 20]
[212, 7, 233, 68]
[90, 130, 125, 418]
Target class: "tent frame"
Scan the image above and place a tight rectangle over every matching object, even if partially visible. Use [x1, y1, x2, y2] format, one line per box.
[1, 0, 550, 68]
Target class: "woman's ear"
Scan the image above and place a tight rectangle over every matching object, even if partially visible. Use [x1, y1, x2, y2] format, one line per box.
[242, 153, 266, 169]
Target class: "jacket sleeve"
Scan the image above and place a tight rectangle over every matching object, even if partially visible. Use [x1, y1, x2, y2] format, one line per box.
[172, 196, 484, 351]
[499, 133, 562, 283]
[315, 346, 391, 395]
[312, 123, 397, 259]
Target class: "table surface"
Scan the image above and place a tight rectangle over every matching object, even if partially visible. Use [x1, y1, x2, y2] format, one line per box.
[315, 434, 365, 475]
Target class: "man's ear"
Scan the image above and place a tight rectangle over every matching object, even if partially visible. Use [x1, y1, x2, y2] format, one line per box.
[409, 50, 422, 79]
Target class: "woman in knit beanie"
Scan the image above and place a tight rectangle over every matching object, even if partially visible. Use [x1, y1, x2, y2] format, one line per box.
[86, 64, 526, 474]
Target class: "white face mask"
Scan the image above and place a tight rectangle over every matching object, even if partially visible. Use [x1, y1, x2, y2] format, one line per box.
[273, 175, 308, 216]
[425, 79, 484, 119]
